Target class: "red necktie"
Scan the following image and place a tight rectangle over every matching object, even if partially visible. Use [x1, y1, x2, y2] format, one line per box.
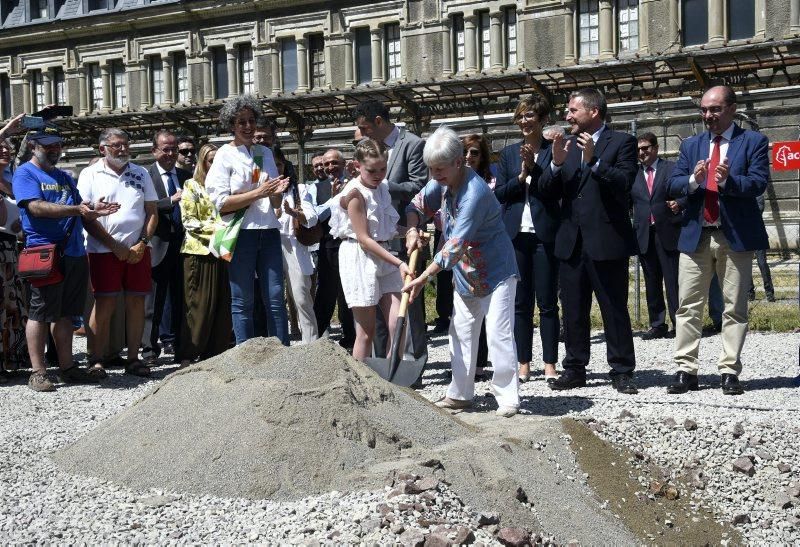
[645, 166, 655, 224]
[703, 136, 722, 224]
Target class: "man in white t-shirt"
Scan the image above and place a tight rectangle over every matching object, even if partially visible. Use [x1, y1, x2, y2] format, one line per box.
[77, 128, 158, 378]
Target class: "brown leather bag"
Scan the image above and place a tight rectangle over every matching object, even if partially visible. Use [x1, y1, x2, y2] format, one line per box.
[291, 184, 323, 246]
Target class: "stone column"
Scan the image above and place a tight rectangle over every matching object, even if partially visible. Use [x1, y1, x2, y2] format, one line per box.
[296, 37, 309, 92]
[441, 21, 452, 76]
[226, 47, 238, 97]
[42, 69, 53, 106]
[708, 0, 725, 45]
[792, 0, 800, 33]
[22, 73, 31, 113]
[100, 63, 112, 111]
[370, 28, 383, 84]
[490, 11, 503, 70]
[463, 14, 477, 73]
[599, 0, 614, 60]
[564, 4, 576, 65]
[139, 59, 150, 108]
[638, 0, 652, 54]
[202, 51, 213, 101]
[754, 0, 766, 38]
[162, 53, 174, 105]
[323, 38, 332, 88]
[78, 67, 89, 114]
[269, 44, 281, 94]
[343, 32, 355, 86]
[185, 54, 195, 102]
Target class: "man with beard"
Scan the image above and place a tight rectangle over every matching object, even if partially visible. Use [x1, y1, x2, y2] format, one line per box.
[539, 88, 639, 394]
[176, 136, 197, 174]
[13, 126, 121, 391]
[78, 128, 158, 378]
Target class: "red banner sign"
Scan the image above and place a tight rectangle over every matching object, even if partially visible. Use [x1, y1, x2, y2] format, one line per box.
[772, 141, 800, 171]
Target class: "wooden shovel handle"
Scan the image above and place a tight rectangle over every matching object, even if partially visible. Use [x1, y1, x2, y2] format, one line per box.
[397, 247, 419, 319]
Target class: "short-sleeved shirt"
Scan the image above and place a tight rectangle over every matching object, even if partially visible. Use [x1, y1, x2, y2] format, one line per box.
[407, 168, 518, 297]
[77, 160, 158, 253]
[204, 143, 281, 230]
[12, 161, 86, 257]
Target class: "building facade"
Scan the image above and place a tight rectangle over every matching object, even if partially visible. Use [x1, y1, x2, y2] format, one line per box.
[0, 0, 798, 248]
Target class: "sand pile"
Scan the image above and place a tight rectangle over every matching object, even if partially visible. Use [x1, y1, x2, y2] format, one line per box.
[54, 338, 470, 501]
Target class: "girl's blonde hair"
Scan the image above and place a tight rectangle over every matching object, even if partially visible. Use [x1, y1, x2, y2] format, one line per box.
[353, 138, 388, 163]
[194, 143, 218, 186]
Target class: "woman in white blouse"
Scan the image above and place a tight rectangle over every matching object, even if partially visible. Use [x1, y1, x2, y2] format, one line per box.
[205, 95, 290, 345]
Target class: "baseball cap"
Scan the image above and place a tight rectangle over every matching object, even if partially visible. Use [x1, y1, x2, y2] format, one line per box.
[28, 125, 63, 146]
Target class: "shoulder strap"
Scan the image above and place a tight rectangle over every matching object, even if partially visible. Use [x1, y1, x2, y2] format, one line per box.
[60, 175, 80, 248]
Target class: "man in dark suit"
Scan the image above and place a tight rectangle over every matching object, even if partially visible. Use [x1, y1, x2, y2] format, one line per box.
[631, 132, 685, 340]
[539, 88, 639, 394]
[667, 85, 769, 396]
[312, 148, 355, 348]
[142, 129, 191, 362]
[353, 100, 428, 368]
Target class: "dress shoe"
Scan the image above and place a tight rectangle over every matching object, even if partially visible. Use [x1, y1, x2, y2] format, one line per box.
[721, 373, 744, 395]
[664, 329, 676, 339]
[162, 343, 175, 355]
[667, 371, 699, 394]
[548, 373, 586, 391]
[610, 374, 638, 394]
[702, 323, 722, 336]
[430, 320, 450, 335]
[518, 362, 531, 383]
[641, 326, 668, 340]
[766, 293, 776, 302]
[496, 405, 518, 418]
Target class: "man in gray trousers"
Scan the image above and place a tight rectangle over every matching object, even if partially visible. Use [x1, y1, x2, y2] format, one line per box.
[353, 100, 428, 376]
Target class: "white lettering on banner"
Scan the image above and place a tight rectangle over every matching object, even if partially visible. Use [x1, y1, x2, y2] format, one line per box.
[774, 145, 800, 168]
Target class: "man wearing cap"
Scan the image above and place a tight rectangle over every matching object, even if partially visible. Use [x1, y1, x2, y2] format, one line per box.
[12, 126, 120, 392]
[79, 127, 159, 378]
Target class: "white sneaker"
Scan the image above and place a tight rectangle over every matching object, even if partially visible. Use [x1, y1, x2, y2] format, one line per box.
[496, 405, 519, 417]
[435, 397, 473, 410]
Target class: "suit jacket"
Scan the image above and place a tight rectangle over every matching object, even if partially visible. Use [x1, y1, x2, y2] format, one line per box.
[538, 127, 638, 261]
[631, 158, 686, 253]
[385, 127, 427, 221]
[493, 140, 561, 242]
[149, 163, 191, 241]
[667, 124, 769, 253]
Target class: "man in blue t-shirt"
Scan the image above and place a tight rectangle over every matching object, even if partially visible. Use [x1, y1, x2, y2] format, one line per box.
[13, 126, 120, 392]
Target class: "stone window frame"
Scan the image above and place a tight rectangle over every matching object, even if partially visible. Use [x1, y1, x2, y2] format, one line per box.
[134, 32, 192, 106]
[340, 0, 406, 86]
[196, 23, 254, 99]
[267, 11, 331, 93]
[238, 44, 255, 94]
[615, 0, 639, 54]
[16, 49, 68, 113]
[440, 0, 519, 75]
[679, 0, 765, 48]
[110, 58, 126, 110]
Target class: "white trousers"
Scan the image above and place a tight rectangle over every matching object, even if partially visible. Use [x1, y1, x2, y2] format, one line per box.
[282, 246, 318, 344]
[448, 276, 519, 408]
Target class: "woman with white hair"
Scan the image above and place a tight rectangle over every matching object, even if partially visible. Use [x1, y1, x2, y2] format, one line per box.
[205, 94, 290, 345]
[405, 126, 520, 417]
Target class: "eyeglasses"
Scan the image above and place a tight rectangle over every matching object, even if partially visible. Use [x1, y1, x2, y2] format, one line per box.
[464, 148, 481, 157]
[104, 142, 129, 150]
[156, 147, 177, 154]
[699, 106, 725, 114]
[178, 148, 196, 156]
[637, 145, 654, 152]
[516, 112, 538, 121]
[323, 160, 341, 166]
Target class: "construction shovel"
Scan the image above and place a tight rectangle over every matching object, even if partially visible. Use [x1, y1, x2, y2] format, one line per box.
[364, 247, 426, 386]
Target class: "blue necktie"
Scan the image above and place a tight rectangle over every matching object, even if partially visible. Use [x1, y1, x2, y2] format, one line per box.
[166, 172, 181, 228]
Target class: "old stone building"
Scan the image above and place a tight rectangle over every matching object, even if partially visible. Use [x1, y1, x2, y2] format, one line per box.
[0, 0, 798, 247]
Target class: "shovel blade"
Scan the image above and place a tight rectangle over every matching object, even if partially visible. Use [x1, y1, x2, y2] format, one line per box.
[363, 357, 393, 381]
[387, 356, 427, 387]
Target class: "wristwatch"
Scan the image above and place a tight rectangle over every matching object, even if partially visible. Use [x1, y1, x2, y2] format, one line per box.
[139, 235, 151, 245]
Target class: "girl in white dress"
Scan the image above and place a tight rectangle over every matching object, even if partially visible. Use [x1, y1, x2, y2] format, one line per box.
[329, 139, 412, 360]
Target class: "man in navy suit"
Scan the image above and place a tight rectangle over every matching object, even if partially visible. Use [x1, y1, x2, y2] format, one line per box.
[667, 85, 769, 396]
[631, 132, 685, 340]
[539, 88, 639, 394]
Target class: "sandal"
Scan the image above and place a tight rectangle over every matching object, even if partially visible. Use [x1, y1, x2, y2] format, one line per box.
[87, 363, 108, 380]
[125, 360, 151, 377]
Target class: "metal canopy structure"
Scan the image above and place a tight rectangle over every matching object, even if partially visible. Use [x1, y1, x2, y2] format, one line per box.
[54, 38, 800, 148]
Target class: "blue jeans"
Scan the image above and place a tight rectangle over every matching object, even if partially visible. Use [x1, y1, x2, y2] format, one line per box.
[228, 228, 288, 345]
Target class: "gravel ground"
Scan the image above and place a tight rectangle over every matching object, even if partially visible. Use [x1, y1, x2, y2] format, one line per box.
[0, 328, 797, 544]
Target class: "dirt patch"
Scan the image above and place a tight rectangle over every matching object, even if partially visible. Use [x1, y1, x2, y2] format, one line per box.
[563, 418, 741, 544]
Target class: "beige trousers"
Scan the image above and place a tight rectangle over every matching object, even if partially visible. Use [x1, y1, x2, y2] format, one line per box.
[674, 229, 753, 375]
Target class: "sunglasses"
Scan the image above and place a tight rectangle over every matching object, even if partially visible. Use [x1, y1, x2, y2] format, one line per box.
[638, 145, 654, 152]
[178, 149, 196, 156]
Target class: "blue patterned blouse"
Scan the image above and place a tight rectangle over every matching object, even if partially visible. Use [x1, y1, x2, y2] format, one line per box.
[408, 168, 518, 297]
